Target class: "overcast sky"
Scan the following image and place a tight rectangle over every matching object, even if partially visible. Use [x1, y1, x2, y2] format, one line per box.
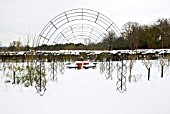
[0, 0, 169, 46]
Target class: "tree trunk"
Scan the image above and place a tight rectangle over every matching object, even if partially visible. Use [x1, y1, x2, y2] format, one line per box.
[13, 71, 15, 84]
[148, 68, 150, 81]
[29, 67, 32, 86]
[129, 69, 132, 83]
[161, 65, 164, 78]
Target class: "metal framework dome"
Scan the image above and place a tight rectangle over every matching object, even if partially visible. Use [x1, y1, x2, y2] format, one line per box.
[37, 8, 121, 46]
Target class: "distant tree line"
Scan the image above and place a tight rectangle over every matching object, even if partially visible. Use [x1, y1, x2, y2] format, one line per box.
[101, 18, 170, 50]
[1, 18, 170, 51]
[121, 18, 170, 49]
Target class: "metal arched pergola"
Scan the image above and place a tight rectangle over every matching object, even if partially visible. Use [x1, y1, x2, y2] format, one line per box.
[37, 8, 121, 46]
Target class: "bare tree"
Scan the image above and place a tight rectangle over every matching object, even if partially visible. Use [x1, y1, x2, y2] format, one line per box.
[143, 59, 152, 81]
[122, 22, 140, 50]
[102, 31, 117, 50]
[128, 55, 136, 82]
[159, 57, 168, 78]
[9, 40, 23, 51]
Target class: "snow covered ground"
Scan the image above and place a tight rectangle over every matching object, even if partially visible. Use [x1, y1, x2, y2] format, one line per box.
[0, 60, 170, 114]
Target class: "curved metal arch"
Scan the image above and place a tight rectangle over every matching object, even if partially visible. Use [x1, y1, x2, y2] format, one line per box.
[37, 8, 121, 46]
[59, 31, 102, 44]
[53, 23, 106, 44]
[38, 18, 113, 45]
[51, 8, 120, 33]
[37, 8, 120, 44]
[60, 23, 104, 35]
[61, 34, 98, 44]
[55, 23, 104, 38]
[58, 31, 99, 43]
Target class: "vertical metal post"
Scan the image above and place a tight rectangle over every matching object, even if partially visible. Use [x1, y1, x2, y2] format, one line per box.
[39, 54, 42, 92]
[116, 53, 127, 93]
[121, 57, 123, 90]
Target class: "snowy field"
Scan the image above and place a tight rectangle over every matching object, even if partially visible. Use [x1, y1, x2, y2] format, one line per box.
[0, 60, 170, 114]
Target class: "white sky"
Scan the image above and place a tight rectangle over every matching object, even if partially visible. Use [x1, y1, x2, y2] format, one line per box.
[0, 0, 169, 46]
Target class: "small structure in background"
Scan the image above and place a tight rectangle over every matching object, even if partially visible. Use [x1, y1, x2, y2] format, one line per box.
[66, 61, 97, 70]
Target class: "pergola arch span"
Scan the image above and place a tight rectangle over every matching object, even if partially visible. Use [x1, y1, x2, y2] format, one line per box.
[37, 8, 121, 46]
[53, 23, 106, 44]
